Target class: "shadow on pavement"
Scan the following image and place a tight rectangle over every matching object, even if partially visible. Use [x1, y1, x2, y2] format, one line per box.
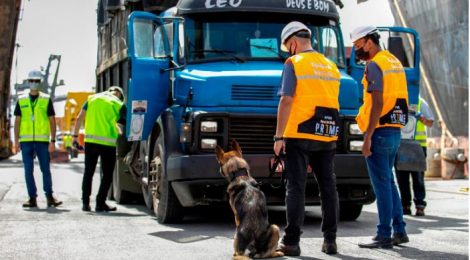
[23, 207, 71, 214]
[393, 245, 468, 260]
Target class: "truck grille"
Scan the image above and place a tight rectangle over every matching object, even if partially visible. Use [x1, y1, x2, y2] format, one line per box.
[228, 117, 276, 154]
[231, 85, 277, 101]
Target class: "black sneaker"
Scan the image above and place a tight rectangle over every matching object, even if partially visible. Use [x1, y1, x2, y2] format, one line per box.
[82, 204, 91, 212]
[22, 198, 37, 208]
[95, 203, 117, 212]
[392, 232, 409, 245]
[359, 237, 393, 249]
[277, 243, 301, 256]
[322, 240, 337, 254]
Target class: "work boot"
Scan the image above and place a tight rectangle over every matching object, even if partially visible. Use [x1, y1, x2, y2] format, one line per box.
[359, 236, 393, 249]
[276, 243, 301, 256]
[22, 197, 38, 208]
[403, 205, 412, 215]
[46, 196, 63, 207]
[95, 203, 117, 212]
[415, 207, 425, 216]
[321, 239, 338, 254]
[392, 232, 409, 245]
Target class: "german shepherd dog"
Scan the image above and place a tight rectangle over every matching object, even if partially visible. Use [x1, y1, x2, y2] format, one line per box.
[215, 140, 284, 260]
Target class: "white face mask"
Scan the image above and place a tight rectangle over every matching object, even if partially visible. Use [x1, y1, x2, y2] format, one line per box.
[29, 82, 39, 91]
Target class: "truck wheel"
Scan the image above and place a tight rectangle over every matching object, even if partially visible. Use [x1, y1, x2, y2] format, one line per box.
[141, 140, 154, 209]
[339, 203, 363, 221]
[151, 137, 184, 224]
[113, 158, 132, 204]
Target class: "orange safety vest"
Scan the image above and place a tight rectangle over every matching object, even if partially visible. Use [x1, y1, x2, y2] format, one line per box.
[356, 50, 409, 132]
[283, 51, 341, 142]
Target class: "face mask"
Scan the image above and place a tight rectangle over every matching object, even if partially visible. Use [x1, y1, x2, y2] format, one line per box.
[29, 82, 39, 91]
[355, 41, 370, 61]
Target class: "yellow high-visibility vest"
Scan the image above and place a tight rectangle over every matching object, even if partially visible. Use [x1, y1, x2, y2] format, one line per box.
[18, 92, 51, 142]
[84, 92, 123, 147]
[283, 51, 341, 142]
[415, 98, 427, 147]
[356, 50, 409, 132]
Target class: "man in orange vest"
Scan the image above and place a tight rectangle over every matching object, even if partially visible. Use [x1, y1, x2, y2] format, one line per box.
[351, 26, 409, 249]
[274, 21, 340, 256]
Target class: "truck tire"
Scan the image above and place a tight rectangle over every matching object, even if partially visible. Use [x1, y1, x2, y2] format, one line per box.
[141, 139, 154, 209]
[339, 203, 363, 221]
[151, 136, 184, 223]
[113, 158, 132, 204]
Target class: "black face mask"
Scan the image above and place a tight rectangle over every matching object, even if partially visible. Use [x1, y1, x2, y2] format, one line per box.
[355, 46, 370, 61]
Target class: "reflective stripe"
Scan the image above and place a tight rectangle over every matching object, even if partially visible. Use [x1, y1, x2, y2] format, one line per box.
[20, 135, 50, 139]
[383, 69, 405, 75]
[297, 75, 341, 82]
[85, 134, 116, 144]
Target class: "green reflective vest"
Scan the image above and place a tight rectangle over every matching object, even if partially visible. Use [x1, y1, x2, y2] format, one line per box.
[84, 92, 123, 147]
[18, 92, 51, 142]
[415, 98, 427, 147]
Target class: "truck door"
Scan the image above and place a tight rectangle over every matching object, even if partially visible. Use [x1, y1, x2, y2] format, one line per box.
[349, 27, 420, 105]
[126, 11, 171, 141]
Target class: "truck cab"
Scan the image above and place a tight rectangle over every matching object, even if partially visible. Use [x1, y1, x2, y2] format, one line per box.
[98, 0, 420, 224]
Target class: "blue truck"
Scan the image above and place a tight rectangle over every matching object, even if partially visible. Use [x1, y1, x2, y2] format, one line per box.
[95, 0, 421, 223]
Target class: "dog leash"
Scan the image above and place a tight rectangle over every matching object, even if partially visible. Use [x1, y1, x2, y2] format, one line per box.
[268, 153, 286, 189]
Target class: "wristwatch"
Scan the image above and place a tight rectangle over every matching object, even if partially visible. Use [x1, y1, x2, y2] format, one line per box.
[273, 136, 284, 142]
[50, 139, 56, 143]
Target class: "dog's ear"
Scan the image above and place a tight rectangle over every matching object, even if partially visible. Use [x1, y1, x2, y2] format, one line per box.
[215, 145, 225, 163]
[231, 139, 243, 157]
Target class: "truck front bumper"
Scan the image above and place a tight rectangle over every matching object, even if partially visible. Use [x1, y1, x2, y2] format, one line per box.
[167, 153, 374, 207]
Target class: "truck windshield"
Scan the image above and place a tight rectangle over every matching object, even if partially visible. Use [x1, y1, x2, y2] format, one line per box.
[184, 14, 345, 67]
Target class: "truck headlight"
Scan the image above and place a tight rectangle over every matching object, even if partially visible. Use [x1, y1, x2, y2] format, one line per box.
[349, 140, 363, 152]
[201, 121, 218, 133]
[201, 138, 217, 149]
[349, 123, 362, 135]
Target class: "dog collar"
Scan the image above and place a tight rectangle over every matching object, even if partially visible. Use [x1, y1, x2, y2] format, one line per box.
[229, 168, 249, 181]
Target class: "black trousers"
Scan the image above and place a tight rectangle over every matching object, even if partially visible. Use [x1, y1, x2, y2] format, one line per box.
[396, 147, 427, 208]
[283, 139, 339, 244]
[82, 142, 116, 205]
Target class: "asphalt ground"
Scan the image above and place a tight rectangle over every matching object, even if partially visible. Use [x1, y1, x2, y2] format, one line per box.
[0, 153, 468, 260]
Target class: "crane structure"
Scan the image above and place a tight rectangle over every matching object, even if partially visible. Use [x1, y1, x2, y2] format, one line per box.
[0, 0, 21, 159]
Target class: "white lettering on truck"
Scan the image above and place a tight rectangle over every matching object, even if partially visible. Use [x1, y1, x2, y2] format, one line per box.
[205, 0, 242, 9]
[286, 0, 329, 12]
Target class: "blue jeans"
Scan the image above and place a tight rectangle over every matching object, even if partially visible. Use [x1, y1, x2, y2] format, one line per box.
[396, 148, 427, 208]
[20, 142, 53, 198]
[365, 128, 406, 238]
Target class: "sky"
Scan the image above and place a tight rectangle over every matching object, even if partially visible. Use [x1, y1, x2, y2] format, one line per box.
[10, 0, 395, 94]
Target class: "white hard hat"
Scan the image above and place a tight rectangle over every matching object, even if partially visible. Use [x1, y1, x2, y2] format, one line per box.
[280, 21, 311, 52]
[108, 86, 124, 101]
[350, 25, 378, 43]
[27, 70, 42, 82]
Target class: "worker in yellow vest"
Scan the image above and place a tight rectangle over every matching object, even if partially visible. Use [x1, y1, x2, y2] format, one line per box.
[73, 86, 125, 212]
[351, 26, 409, 249]
[396, 97, 434, 216]
[274, 21, 340, 256]
[13, 70, 62, 208]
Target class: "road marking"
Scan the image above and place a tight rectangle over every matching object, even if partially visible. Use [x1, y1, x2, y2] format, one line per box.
[427, 188, 468, 195]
